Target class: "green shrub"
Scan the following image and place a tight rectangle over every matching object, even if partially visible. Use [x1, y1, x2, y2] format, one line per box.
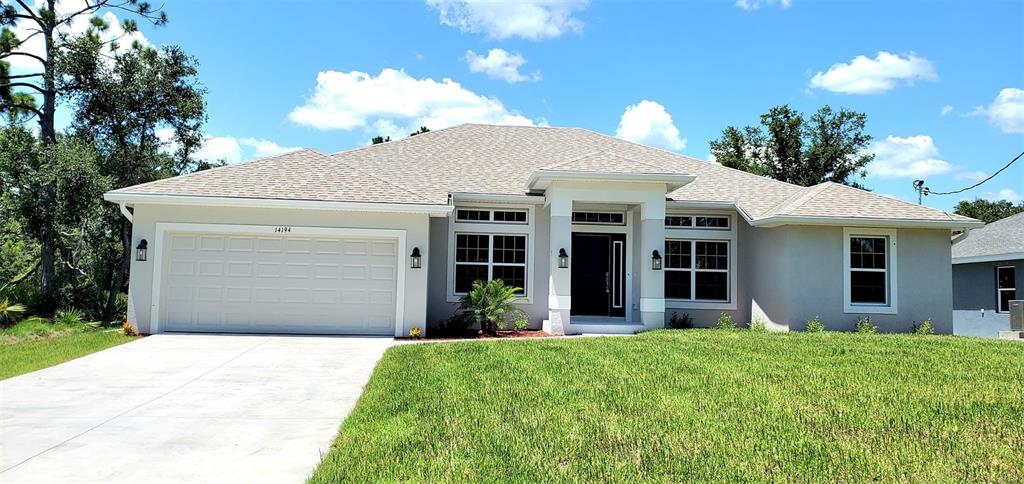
[750, 320, 767, 332]
[715, 312, 736, 330]
[805, 316, 825, 333]
[855, 316, 877, 334]
[456, 279, 525, 335]
[0, 297, 27, 326]
[513, 316, 529, 333]
[54, 308, 85, 326]
[912, 319, 934, 335]
[668, 312, 693, 329]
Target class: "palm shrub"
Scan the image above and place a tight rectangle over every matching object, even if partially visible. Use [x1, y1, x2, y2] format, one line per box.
[456, 279, 526, 336]
[805, 316, 825, 333]
[0, 297, 26, 326]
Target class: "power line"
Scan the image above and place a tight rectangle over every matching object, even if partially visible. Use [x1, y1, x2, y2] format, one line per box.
[927, 149, 1024, 196]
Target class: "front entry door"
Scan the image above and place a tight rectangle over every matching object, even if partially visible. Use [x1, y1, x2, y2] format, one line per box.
[571, 233, 626, 317]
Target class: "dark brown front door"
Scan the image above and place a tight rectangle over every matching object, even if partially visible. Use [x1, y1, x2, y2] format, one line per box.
[570, 233, 626, 317]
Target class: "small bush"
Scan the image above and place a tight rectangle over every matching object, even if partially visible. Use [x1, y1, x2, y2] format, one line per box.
[0, 297, 27, 326]
[513, 316, 529, 333]
[855, 316, 877, 334]
[122, 321, 139, 336]
[750, 320, 767, 332]
[668, 312, 693, 329]
[805, 316, 825, 333]
[408, 326, 421, 339]
[715, 312, 736, 330]
[912, 319, 934, 335]
[55, 308, 85, 326]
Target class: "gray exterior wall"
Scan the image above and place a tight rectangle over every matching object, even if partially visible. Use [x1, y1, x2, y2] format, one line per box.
[953, 259, 1022, 311]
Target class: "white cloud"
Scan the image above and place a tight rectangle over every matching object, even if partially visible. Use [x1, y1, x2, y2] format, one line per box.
[867, 135, 952, 179]
[238, 138, 301, 158]
[5, 0, 150, 71]
[809, 52, 937, 95]
[981, 88, 1024, 134]
[288, 68, 537, 133]
[155, 129, 298, 164]
[735, 0, 792, 11]
[465, 49, 540, 83]
[940, 105, 953, 116]
[982, 188, 1022, 203]
[955, 171, 988, 182]
[426, 0, 588, 40]
[615, 100, 686, 151]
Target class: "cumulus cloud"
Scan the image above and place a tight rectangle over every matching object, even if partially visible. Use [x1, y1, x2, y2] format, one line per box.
[867, 135, 952, 179]
[426, 0, 588, 40]
[288, 68, 537, 133]
[465, 49, 540, 83]
[809, 52, 937, 95]
[4, 0, 150, 71]
[735, 0, 792, 11]
[615, 100, 686, 151]
[156, 130, 299, 164]
[982, 188, 1023, 203]
[975, 88, 1024, 134]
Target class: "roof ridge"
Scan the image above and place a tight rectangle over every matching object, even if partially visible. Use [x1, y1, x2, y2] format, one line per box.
[107, 148, 315, 194]
[764, 182, 833, 217]
[323, 151, 436, 203]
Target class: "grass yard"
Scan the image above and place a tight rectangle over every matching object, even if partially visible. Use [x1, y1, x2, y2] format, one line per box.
[311, 330, 1024, 482]
[0, 320, 134, 380]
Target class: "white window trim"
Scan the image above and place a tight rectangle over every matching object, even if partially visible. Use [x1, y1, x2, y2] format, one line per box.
[843, 227, 898, 314]
[996, 266, 1015, 313]
[452, 232, 529, 295]
[665, 211, 737, 311]
[447, 204, 535, 304]
[665, 214, 730, 230]
[454, 208, 529, 225]
[571, 210, 627, 226]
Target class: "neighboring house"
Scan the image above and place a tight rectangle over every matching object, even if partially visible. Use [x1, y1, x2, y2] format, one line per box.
[951, 212, 1023, 337]
[103, 124, 980, 336]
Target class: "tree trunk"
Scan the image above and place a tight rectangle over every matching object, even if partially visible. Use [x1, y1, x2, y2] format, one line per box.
[37, 2, 57, 310]
[102, 221, 131, 323]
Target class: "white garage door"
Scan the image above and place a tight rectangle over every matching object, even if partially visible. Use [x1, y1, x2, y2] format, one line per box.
[159, 231, 399, 335]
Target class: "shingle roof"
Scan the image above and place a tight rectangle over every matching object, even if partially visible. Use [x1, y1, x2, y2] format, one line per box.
[109, 123, 975, 225]
[952, 211, 1024, 260]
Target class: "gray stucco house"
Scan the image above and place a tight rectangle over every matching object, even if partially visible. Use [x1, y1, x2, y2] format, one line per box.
[952, 211, 1022, 337]
[103, 124, 981, 336]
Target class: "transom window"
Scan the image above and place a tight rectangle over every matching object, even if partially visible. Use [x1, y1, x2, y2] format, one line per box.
[665, 215, 729, 229]
[849, 236, 888, 305]
[664, 239, 729, 301]
[997, 266, 1016, 313]
[454, 234, 526, 294]
[455, 208, 528, 224]
[572, 212, 625, 225]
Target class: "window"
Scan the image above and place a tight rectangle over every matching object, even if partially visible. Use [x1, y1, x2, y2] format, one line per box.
[843, 228, 897, 314]
[572, 211, 625, 225]
[664, 239, 729, 301]
[997, 266, 1016, 313]
[456, 208, 527, 224]
[454, 234, 527, 294]
[665, 215, 728, 229]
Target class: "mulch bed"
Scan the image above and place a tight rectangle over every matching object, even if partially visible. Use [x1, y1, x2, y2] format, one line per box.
[399, 329, 555, 342]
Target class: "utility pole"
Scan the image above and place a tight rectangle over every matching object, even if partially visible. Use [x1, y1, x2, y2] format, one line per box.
[912, 180, 930, 205]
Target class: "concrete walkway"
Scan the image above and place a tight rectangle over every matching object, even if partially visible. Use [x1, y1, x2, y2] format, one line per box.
[0, 333, 393, 484]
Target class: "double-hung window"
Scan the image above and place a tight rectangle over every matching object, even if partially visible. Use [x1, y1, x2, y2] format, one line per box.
[844, 228, 897, 313]
[453, 234, 527, 294]
[664, 240, 729, 301]
[997, 266, 1016, 313]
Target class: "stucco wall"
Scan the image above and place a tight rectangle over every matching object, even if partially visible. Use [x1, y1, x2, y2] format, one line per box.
[952, 259, 1022, 311]
[125, 204, 431, 336]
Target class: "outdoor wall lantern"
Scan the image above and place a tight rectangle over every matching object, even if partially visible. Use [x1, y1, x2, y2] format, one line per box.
[410, 247, 422, 269]
[136, 239, 148, 262]
[558, 248, 569, 269]
[651, 249, 662, 271]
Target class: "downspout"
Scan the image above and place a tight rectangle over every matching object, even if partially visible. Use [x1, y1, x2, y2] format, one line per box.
[118, 201, 134, 223]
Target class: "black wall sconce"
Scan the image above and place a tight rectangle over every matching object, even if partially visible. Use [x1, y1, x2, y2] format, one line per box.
[651, 249, 662, 270]
[410, 247, 422, 269]
[136, 239, 148, 262]
[558, 248, 569, 269]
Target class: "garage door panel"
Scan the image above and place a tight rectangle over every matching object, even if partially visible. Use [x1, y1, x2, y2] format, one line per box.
[161, 231, 399, 335]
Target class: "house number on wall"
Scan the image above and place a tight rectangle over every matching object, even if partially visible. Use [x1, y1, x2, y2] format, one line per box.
[274, 226, 292, 233]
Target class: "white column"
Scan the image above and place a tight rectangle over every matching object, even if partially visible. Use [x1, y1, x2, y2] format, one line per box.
[639, 199, 666, 329]
[544, 195, 572, 335]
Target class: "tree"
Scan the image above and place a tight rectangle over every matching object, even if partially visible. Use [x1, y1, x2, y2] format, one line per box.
[0, 0, 167, 307]
[409, 126, 429, 136]
[709, 104, 873, 187]
[370, 135, 390, 144]
[954, 198, 1024, 224]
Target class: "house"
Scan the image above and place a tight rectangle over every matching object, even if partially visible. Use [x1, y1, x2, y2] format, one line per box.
[951, 211, 1022, 337]
[103, 124, 981, 336]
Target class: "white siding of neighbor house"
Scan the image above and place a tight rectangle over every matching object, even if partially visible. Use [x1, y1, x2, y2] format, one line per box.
[125, 204, 431, 336]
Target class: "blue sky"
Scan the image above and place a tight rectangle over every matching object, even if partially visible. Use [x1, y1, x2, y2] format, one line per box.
[42, 0, 1024, 210]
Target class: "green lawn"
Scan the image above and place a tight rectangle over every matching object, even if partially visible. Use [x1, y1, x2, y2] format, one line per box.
[0, 320, 134, 380]
[311, 330, 1024, 482]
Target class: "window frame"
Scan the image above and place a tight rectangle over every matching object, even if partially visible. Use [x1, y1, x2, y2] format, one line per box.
[453, 233, 528, 296]
[571, 211, 626, 226]
[455, 208, 529, 225]
[843, 227, 898, 314]
[665, 211, 737, 310]
[996, 266, 1016, 313]
[664, 239, 730, 303]
[447, 205, 535, 303]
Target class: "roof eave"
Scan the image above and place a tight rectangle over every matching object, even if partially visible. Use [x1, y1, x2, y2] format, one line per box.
[103, 192, 453, 216]
[526, 170, 696, 192]
[751, 214, 984, 230]
[952, 251, 1024, 265]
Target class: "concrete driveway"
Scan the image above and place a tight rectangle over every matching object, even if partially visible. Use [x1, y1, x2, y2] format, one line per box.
[0, 333, 394, 483]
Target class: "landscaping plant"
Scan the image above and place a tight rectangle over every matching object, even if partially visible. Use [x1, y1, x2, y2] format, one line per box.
[912, 319, 934, 335]
[805, 316, 825, 333]
[750, 320, 767, 332]
[456, 280, 526, 336]
[408, 326, 422, 339]
[715, 312, 736, 330]
[0, 297, 26, 326]
[855, 316, 877, 334]
[513, 316, 529, 334]
[668, 312, 693, 329]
